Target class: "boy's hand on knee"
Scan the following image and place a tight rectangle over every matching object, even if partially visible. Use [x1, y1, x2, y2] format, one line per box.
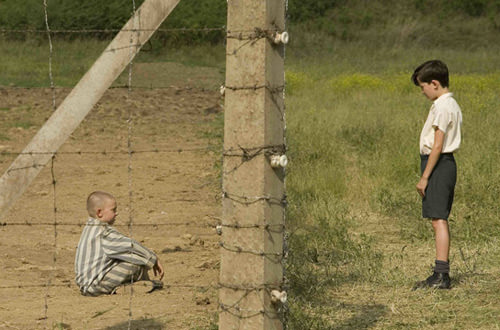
[153, 259, 164, 280]
[417, 177, 428, 197]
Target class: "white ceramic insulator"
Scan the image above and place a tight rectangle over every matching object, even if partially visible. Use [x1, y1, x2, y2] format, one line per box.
[271, 290, 287, 304]
[220, 85, 225, 96]
[278, 154, 288, 167]
[216, 225, 222, 235]
[273, 31, 289, 44]
[270, 154, 288, 168]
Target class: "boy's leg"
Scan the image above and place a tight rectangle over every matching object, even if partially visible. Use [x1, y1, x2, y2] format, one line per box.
[414, 218, 451, 290]
[89, 262, 149, 296]
[432, 219, 450, 261]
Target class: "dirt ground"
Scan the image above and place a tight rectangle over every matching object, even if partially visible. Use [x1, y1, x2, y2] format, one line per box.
[0, 85, 223, 329]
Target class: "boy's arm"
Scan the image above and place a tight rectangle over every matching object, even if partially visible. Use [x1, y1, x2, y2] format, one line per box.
[153, 259, 165, 280]
[417, 127, 444, 197]
[101, 228, 157, 268]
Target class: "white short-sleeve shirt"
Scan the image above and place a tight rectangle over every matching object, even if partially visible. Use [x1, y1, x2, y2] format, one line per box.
[419, 93, 462, 155]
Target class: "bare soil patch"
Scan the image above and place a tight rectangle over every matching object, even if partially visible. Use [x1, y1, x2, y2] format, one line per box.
[0, 85, 222, 329]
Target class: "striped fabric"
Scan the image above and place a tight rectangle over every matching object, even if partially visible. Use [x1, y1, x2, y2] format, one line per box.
[75, 218, 157, 295]
[86, 262, 146, 296]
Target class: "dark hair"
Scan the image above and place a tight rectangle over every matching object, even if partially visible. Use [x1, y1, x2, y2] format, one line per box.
[411, 60, 449, 88]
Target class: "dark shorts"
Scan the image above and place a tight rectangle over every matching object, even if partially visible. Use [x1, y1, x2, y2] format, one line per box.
[420, 153, 457, 220]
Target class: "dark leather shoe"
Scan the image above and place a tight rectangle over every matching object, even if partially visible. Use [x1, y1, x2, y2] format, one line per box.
[413, 272, 451, 290]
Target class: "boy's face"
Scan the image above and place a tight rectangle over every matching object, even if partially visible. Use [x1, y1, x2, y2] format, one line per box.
[417, 79, 440, 101]
[97, 198, 118, 225]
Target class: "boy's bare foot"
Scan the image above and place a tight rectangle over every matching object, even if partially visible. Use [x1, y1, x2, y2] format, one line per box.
[147, 280, 164, 293]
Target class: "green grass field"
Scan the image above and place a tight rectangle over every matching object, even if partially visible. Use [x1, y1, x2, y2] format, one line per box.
[2, 30, 500, 328]
[286, 53, 500, 328]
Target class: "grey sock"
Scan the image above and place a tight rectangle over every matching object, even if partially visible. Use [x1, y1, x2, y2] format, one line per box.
[434, 259, 450, 274]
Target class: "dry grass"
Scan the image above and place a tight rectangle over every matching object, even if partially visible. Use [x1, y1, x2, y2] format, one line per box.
[286, 51, 500, 328]
[2, 34, 500, 329]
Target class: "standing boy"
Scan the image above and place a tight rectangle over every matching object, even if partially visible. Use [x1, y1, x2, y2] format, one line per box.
[411, 60, 462, 289]
[75, 191, 164, 296]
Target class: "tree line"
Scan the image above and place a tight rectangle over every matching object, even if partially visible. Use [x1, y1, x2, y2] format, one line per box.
[0, 0, 498, 44]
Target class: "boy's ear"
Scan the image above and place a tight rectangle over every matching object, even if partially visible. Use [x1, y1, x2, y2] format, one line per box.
[430, 80, 441, 89]
[95, 208, 102, 218]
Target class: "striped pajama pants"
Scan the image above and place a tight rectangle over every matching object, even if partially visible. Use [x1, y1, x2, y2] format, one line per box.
[85, 262, 149, 296]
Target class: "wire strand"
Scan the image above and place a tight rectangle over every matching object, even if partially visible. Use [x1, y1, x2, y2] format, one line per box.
[0, 27, 226, 34]
[0, 5, 290, 328]
[126, 2, 139, 329]
[42, 0, 56, 112]
[0, 147, 214, 156]
[41, 2, 56, 324]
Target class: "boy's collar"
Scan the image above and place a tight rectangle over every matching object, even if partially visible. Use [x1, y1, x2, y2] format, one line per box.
[88, 217, 106, 226]
[433, 92, 453, 103]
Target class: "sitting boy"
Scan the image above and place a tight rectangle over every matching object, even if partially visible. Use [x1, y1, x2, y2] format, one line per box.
[75, 191, 164, 296]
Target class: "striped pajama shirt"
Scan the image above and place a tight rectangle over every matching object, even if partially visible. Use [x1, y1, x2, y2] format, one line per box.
[75, 218, 157, 296]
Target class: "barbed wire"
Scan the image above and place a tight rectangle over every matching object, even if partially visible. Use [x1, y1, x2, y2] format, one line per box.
[0, 283, 72, 290]
[0, 281, 284, 292]
[221, 288, 254, 313]
[219, 242, 284, 263]
[0, 219, 285, 235]
[0, 282, 217, 291]
[218, 222, 285, 233]
[0, 147, 215, 157]
[41, 1, 57, 323]
[224, 27, 285, 62]
[42, 0, 56, 112]
[218, 282, 283, 291]
[0, 220, 286, 244]
[0, 27, 283, 57]
[0, 27, 284, 36]
[0, 221, 215, 227]
[102, 43, 141, 53]
[1, 147, 219, 174]
[219, 303, 281, 320]
[225, 38, 261, 56]
[224, 84, 284, 93]
[0, 85, 220, 91]
[223, 84, 286, 120]
[0, 98, 287, 324]
[102, 26, 282, 55]
[226, 27, 279, 40]
[218, 280, 286, 321]
[283, 0, 290, 327]
[4, 164, 45, 173]
[217, 18, 288, 325]
[0, 280, 286, 319]
[0, 4, 289, 329]
[221, 144, 285, 175]
[222, 191, 287, 206]
[0, 27, 226, 34]
[1, 142, 282, 177]
[222, 144, 286, 157]
[126, 2, 140, 327]
[0, 25, 284, 59]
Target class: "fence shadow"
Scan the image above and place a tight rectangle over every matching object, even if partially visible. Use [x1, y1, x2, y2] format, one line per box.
[290, 301, 387, 329]
[104, 318, 164, 330]
[332, 303, 387, 330]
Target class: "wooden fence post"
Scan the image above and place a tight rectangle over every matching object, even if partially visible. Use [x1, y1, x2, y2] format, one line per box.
[220, 0, 286, 329]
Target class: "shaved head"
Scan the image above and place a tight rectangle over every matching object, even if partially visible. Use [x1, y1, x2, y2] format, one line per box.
[87, 191, 115, 218]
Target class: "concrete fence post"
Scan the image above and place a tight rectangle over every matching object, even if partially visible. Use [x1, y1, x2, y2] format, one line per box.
[220, 0, 286, 329]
